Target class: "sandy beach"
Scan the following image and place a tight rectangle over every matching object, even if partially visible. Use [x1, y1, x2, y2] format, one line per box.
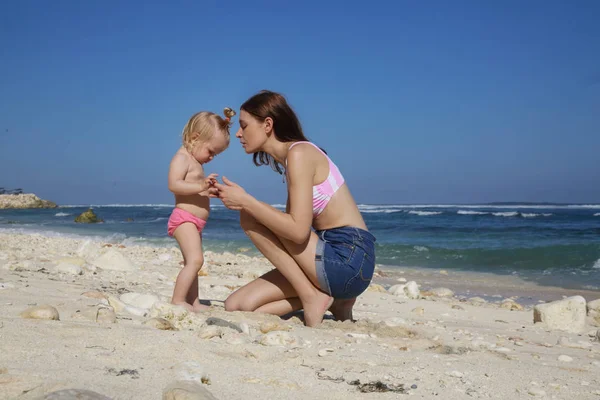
[1, 232, 600, 399]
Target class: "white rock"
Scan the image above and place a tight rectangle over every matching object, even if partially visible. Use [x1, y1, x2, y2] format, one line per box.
[96, 307, 117, 323]
[318, 348, 335, 357]
[20, 304, 60, 320]
[124, 305, 148, 317]
[163, 380, 218, 400]
[107, 296, 126, 313]
[558, 355, 573, 362]
[120, 292, 159, 309]
[447, 371, 464, 378]
[198, 325, 224, 339]
[430, 287, 454, 298]
[148, 301, 206, 330]
[533, 296, 587, 333]
[587, 298, 600, 316]
[239, 322, 250, 335]
[404, 281, 420, 299]
[468, 297, 487, 304]
[528, 388, 546, 396]
[383, 317, 406, 327]
[388, 281, 420, 299]
[54, 262, 83, 275]
[258, 331, 300, 347]
[92, 249, 135, 271]
[397, 277, 407, 283]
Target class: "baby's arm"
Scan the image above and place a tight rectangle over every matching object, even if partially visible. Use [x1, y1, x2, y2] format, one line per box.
[168, 154, 213, 195]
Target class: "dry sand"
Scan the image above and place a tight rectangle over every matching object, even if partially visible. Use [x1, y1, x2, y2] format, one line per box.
[1, 232, 600, 399]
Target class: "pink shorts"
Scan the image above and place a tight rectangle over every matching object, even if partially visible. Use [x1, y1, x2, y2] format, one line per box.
[167, 208, 207, 237]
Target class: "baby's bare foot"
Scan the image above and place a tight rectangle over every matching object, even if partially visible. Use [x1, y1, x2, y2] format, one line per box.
[303, 290, 334, 327]
[171, 301, 195, 312]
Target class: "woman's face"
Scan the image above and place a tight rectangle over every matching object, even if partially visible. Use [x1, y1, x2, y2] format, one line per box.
[236, 110, 268, 154]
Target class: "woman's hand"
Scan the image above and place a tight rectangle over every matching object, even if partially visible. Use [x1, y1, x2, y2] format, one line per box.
[212, 176, 250, 210]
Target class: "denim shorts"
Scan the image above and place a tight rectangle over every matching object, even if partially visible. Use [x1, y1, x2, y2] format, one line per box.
[314, 226, 377, 299]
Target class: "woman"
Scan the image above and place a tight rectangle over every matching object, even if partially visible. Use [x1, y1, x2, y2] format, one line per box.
[212, 90, 376, 327]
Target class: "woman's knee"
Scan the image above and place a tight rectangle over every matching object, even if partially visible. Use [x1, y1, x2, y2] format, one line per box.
[224, 293, 255, 312]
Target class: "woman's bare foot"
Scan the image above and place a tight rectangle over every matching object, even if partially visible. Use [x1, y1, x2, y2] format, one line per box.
[302, 289, 334, 327]
[192, 300, 210, 313]
[329, 298, 356, 322]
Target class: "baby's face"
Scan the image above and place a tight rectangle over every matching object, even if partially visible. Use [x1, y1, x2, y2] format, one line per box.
[192, 133, 228, 164]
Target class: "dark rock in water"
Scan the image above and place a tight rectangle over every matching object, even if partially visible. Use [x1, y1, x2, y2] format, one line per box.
[75, 208, 103, 223]
[37, 389, 112, 399]
[205, 317, 243, 333]
[125, 218, 134, 222]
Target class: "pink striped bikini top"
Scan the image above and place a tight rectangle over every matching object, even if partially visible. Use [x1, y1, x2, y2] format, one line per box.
[287, 141, 345, 217]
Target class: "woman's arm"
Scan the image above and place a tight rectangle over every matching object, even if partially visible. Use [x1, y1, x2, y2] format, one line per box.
[215, 149, 315, 244]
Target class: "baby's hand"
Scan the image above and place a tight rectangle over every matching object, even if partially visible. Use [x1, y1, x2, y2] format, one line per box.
[203, 173, 218, 190]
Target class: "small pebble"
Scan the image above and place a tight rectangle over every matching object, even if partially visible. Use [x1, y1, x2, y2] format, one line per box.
[528, 388, 546, 396]
[20, 304, 60, 320]
[318, 348, 334, 357]
[558, 355, 573, 363]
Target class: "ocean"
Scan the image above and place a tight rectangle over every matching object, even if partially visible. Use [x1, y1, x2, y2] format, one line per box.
[1, 203, 599, 291]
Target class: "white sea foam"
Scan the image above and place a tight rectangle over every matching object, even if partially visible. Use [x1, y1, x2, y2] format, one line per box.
[413, 246, 429, 252]
[593, 258, 600, 269]
[493, 212, 519, 217]
[361, 209, 404, 214]
[457, 210, 488, 215]
[55, 212, 71, 217]
[408, 211, 442, 216]
[521, 213, 553, 218]
[594, 213, 600, 217]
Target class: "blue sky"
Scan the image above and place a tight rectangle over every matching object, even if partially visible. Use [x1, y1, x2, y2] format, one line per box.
[1, 1, 598, 205]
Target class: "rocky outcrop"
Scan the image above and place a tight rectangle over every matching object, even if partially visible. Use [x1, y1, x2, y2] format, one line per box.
[533, 296, 587, 333]
[74, 208, 103, 223]
[0, 193, 57, 209]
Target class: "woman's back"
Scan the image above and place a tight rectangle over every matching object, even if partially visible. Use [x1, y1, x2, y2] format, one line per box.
[286, 142, 367, 231]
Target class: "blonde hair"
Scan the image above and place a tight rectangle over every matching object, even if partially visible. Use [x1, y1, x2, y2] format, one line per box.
[182, 107, 236, 152]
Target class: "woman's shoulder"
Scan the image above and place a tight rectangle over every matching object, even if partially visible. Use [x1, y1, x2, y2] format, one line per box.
[287, 142, 324, 165]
